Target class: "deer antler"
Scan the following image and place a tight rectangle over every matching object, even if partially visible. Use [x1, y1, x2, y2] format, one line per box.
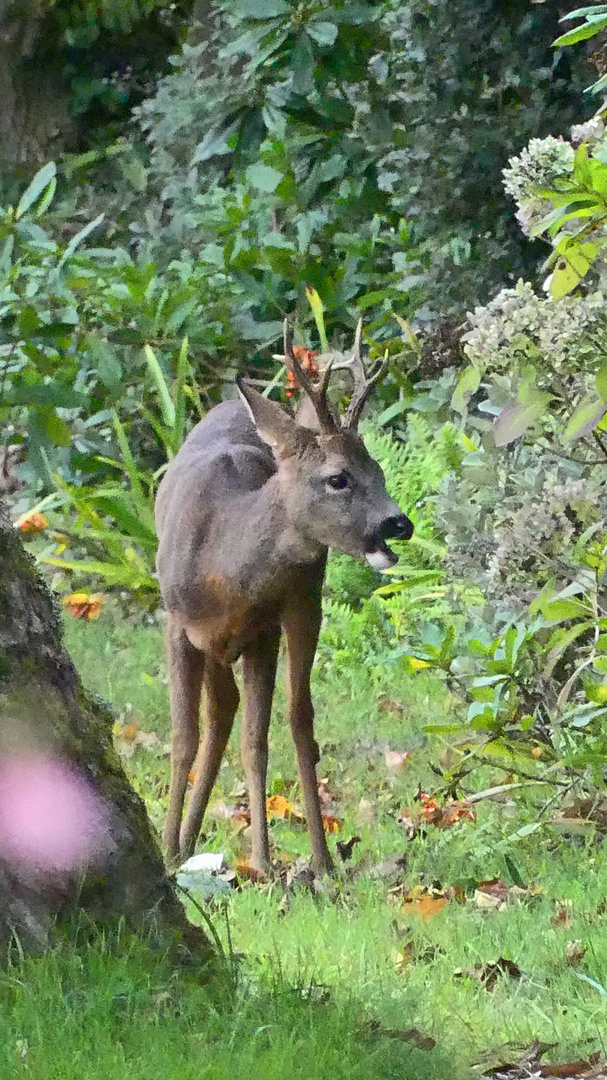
[282, 320, 338, 434]
[344, 319, 389, 431]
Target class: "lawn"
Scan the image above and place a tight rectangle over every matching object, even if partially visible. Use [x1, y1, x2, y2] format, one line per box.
[1, 601, 605, 1079]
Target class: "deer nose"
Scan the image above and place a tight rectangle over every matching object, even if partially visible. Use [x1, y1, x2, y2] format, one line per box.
[380, 514, 414, 541]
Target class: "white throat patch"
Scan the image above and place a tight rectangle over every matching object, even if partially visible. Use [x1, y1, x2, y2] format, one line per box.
[365, 549, 394, 571]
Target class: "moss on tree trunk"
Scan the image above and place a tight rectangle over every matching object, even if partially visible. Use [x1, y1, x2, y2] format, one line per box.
[0, 501, 210, 957]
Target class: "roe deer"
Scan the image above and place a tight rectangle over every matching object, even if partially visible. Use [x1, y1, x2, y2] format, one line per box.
[155, 321, 413, 875]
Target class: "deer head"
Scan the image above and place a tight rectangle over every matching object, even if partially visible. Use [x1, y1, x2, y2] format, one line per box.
[237, 321, 413, 570]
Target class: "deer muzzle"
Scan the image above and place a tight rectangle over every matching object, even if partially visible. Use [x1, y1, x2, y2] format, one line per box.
[364, 513, 413, 570]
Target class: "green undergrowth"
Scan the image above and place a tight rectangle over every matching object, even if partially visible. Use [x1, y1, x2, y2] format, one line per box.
[7, 603, 602, 1079]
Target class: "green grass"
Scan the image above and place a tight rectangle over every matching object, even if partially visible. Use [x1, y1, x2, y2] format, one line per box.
[4, 601, 606, 1079]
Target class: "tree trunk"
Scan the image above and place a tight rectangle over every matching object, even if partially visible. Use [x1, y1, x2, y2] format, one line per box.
[0, 4, 73, 173]
[0, 499, 210, 957]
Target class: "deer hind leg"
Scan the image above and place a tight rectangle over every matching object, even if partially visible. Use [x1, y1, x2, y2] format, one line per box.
[164, 616, 205, 863]
[241, 626, 281, 873]
[179, 659, 239, 860]
[283, 596, 333, 877]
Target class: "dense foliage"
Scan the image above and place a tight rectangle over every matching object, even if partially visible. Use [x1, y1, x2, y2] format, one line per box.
[2, 0, 607, 802]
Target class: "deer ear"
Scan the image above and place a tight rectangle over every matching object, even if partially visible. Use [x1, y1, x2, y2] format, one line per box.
[237, 380, 303, 457]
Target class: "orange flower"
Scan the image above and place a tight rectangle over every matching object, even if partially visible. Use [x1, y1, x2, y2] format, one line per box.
[63, 592, 103, 620]
[18, 511, 49, 535]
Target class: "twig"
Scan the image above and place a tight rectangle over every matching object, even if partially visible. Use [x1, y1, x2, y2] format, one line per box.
[537, 781, 576, 821]
[468, 756, 570, 787]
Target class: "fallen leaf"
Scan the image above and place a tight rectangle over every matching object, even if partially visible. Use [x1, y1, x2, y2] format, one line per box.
[370, 853, 407, 880]
[210, 801, 251, 825]
[18, 510, 49, 535]
[551, 907, 571, 927]
[539, 1054, 602, 1078]
[454, 957, 521, 992]
[322, 814, 342, 833]
[386, 1027, 436, 1051]
[403, 886, 448, 921]
[385, 749, 412, 770]
[377, 697, 405, 715]
[266, 794, 294, 819]
[234, 859, 267, 883]
[565, 939, 587, 965]
[63, 591, 103, 620]
[114, 723, 158, 758]
[474, 879, 509, 910]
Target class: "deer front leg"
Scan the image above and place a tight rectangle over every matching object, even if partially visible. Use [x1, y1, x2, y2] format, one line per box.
[241, 627, 281, 873]
[163, 616, 205, 864]
[283, 591, 333, 877]
[180, 659, 239, 860]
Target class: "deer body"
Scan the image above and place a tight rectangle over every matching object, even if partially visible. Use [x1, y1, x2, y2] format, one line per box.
[156, 328, 412, 875]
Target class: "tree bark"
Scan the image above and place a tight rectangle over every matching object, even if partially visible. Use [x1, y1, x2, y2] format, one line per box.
[0, 499, 210, 957]
[0, 3, 73, 173]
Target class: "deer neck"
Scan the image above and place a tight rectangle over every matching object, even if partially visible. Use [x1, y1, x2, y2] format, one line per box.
[242, 473, 325, 569]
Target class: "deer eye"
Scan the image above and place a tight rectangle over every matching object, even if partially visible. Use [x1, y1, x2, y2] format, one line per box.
[326, 472, 349, 491]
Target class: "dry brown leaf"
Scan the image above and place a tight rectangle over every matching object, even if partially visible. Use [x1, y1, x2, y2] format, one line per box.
[387, 1027, 436, 1050]
[539, 1052, 602, 1078]
[403, 887, 448, 922]
[63, 591, 103, 620]
[551, 907, 571, 928]
[565, 939, 587, 965]
[475, 879, 509, 910]
[18, 510, 49, 535]
[377, 697, 405, 715]
[114, 723, 158, 758]
[234, 859, 267, 883]
[385, 749, 412, 770]
[454, 957, 521, 992]
[321, 814, 342, 833]
[266, 794, 294, 819]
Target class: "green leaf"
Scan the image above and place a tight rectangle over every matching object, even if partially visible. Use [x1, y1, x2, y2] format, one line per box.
[543, 621, 593, 677]
[308, 21, 338, 46]
[328, 3, 380, 24]
[236, 0, 291, 15]
[245, 162, 284, 193]
[493, 392, 553, 447]
[191, 119, 240, 164]
[112, 412, 145, 504]
[291, 31, 315, 95]
[37, 409, 72, 447]
[550, 242, 597, 298]
[451, 365, 480, 414]
[144, 345, 175, 429]
[542, 599, 590, 621]
[11, 381, 85, 409]
[597, 364, 607, 402]
[554, 15, 607, 47]
[564, 395, 607, 442]
[59, 213, 104, 264]
[96, 347, 122, 389]
[16, 162, 57, 220]
[560, 6, 607, 20]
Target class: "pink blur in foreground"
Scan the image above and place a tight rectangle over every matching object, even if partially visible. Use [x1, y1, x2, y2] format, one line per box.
[0, 756, 111, 873]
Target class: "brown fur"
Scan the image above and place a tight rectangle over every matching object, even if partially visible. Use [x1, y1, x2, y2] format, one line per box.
[155, 388, 412, 875]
